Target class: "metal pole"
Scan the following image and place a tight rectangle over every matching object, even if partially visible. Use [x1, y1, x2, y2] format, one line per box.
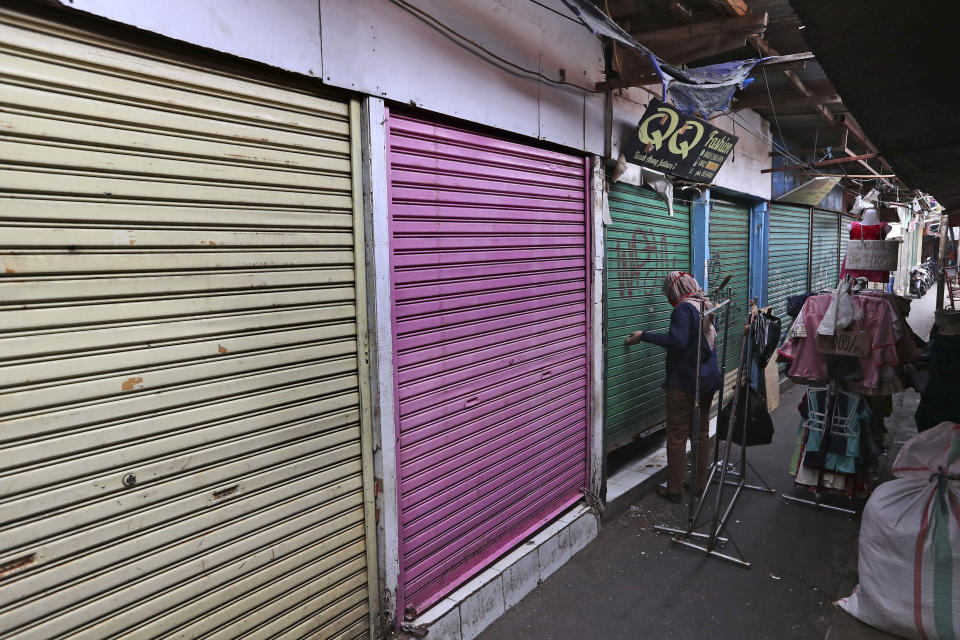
[712, 288, 732, 467]
[684, 298, 707, 533]
[738, 303, 754, 499]
[692, 297, 731, 525]
[937, 213, 948, 311]
[707, 312, 751, 549]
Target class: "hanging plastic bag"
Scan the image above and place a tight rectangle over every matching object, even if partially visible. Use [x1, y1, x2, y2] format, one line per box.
[715, 383, 774, 446]
[837, 422, 960, 639]
[750, 309, 781, 368]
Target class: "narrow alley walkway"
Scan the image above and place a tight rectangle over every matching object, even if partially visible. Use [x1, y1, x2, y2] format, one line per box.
[477, 291, 936, 640]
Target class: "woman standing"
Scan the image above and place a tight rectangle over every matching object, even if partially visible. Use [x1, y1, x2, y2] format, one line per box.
[625, 272, 722, 502]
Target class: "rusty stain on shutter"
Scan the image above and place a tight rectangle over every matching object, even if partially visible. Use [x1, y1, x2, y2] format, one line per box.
[387, 111, 590, 616]
[0, 8, 373, 640]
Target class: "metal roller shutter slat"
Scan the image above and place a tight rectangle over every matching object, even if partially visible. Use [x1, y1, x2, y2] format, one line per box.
[708, 200, 751, 394]
[389, 112, 588, 615]
[0, 8, 372, 640]
[604, 184, 692, 450]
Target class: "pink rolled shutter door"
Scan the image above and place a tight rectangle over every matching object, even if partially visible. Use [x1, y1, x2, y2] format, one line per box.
[387, 111, 590, 617]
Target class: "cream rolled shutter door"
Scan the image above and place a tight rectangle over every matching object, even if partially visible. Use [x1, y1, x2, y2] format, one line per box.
[0, 7, 375, 640]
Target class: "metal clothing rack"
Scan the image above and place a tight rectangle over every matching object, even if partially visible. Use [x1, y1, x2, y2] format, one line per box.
[780, 380, 858, 518]
[653, 297, 776, 569]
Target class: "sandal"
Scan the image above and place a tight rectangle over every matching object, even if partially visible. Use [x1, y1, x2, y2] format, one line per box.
[656, 486, 682, 503]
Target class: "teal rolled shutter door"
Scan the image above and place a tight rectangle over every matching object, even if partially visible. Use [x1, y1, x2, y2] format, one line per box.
[768, 203, 811, 323]
[604, 184, 691, 451]
[708, 199, 751, 393]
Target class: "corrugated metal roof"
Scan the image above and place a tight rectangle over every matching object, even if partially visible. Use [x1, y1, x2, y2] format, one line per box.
[791, 0, 959, 210]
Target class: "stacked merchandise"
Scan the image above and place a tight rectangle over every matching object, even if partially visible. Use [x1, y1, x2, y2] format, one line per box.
[777, 284, 922, 496]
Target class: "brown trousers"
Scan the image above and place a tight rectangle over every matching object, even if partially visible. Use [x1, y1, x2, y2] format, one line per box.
[665, 386, 716, 495]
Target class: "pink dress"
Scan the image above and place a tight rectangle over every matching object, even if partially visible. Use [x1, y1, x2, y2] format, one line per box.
[777, 294, 911, 390]
[840, 222, 892, 282]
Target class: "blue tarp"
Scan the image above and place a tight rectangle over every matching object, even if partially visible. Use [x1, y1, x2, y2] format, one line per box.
[650, 57, 761, 117]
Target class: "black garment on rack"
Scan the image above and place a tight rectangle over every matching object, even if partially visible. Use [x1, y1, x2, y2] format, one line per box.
[750, 309, 781, 368]
[716, 383, 774, 446]
[786, 293, 816, 319]
[915, 333, 960, 431]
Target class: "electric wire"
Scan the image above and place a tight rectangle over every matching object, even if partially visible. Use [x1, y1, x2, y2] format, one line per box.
[388, 0, 595, 92]
[391, 0, 900, 203]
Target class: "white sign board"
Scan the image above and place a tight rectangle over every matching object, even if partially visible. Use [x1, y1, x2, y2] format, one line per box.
[844, 240, 899, 271]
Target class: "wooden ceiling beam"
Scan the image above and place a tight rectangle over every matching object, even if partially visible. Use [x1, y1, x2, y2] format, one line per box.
[707, 0, 749, 16]
[749, 36, 837, 127]
[769, 147, 836, 157]
[607, 0, 644, 17]
[735, 93, 840, 110]
[747, 34, 895, 185]
[669, 0, 693, 21]
[757, 51, 814, 67]
[632, 12, 767, 42]
[596, 76, 658, 92]
[761, 153, 879, 174]
[837, 114, 879, 154]
[842, 147, 892, 186]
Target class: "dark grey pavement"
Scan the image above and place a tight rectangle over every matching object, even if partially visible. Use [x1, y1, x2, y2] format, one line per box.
[477, 292, 935, 640]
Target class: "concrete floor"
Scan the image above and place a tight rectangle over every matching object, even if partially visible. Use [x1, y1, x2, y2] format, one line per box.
[477, 291, 937, 640]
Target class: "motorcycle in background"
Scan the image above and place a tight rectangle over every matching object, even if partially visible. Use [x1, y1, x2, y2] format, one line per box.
[910, 265, 928, 298]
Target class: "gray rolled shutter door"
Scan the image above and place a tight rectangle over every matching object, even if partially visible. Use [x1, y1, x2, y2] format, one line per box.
[812, 209, 841, 292]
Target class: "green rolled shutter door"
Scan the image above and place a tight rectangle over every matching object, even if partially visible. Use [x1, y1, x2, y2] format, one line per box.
[604, 184, 691, 451]
[811, 209, 841, 292]
[708, 199, 751, 389]
[768, 203, 811, 323]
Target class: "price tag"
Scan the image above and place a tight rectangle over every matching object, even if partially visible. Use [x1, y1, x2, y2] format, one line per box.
[815, 330, 871, 358]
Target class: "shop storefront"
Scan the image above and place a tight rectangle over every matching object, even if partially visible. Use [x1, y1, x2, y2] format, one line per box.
[0, 7, 376, 638]
[767, 203, 812, 323]
[708, 198, 752, 393]
[604, 185, 692, 451]
[811, 208, 841, 292]
[385, 110, 591, 617]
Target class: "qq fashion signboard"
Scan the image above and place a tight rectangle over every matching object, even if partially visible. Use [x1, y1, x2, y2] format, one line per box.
[622, 98, 738, 183]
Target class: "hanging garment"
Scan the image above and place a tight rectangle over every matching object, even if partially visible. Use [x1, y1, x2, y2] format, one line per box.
[787, 292, 817, 318]
[779, 294, 910, 390]
[799, 386, 870, 475]
[751, 309, 782, 368]
[817, 277, 857, 337]
[793, 386, 876, 496]
[840, 222, 894, 283]
[916, 333, 960, 431]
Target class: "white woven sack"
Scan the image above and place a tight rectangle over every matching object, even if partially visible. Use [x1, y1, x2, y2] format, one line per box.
[837, 422, 960, 639]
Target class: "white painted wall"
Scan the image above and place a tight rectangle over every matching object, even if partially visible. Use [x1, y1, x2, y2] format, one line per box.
[63, 0, 604, 153]
[611, 87, 772, 200]
[361, 97, 400, 627]
[320, 0, 605, 153]
[67, 0, 323, 77]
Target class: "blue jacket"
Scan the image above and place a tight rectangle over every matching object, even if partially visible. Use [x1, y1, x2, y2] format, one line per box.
[640, 302, 722, 396]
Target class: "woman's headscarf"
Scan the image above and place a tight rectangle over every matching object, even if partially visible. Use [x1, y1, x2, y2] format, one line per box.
[662, 271, 717, 350]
